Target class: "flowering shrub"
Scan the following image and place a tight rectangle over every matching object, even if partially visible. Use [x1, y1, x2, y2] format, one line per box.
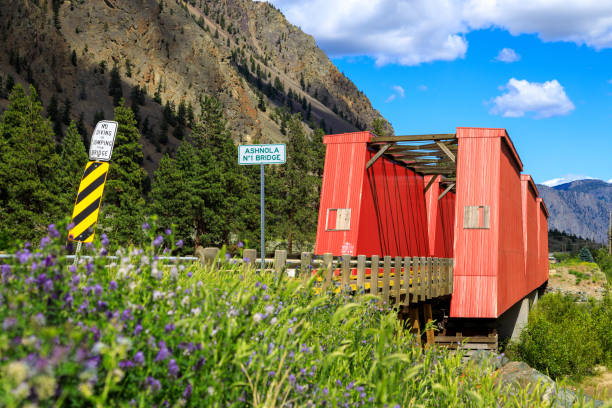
[0, 223, 569, 407]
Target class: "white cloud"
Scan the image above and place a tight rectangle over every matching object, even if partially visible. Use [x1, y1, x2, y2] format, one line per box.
[418, 85, 428, 91]
[495, 48, 521, 63]
[541, 174, 595, 187]
[385, 85, 405, 102]
[263, 0, 612, 65]
[608, 178, 612, 184]
[392, 85, 405, 98]
[490, 78, 574, 118]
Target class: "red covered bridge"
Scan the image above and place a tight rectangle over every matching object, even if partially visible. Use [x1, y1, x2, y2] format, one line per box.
[314, 127, 548, 331]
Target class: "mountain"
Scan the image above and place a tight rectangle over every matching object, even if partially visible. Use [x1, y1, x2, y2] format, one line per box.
[537, 179, 612, 244]
[0, 0, 393, 175]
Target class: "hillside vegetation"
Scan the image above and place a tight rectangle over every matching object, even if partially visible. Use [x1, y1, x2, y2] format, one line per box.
[0, 0, 392, 175]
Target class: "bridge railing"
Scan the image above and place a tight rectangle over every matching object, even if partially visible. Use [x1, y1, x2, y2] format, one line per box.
[198, 248, 453, 305]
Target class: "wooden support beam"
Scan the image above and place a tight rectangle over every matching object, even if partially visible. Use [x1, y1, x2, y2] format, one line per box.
[274, 250, 287, 273]
[366, 144, 391, 169]
[388, 142, 458, 151]
[436, 141, 456, 162]
[371, 255, 380, 296]
[423, 303, 435, 348]
[438, 183, 456, 200]
[371, 134, 456, 143]
[322, 253, 334, 291]
[423, 175, 438, 194]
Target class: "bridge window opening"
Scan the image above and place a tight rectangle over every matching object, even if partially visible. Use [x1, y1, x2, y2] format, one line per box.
[326, 208, 351, 231]
[463, 205, 490, 229]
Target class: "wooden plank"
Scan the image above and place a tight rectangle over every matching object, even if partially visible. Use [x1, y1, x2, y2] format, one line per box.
[425, 257, 433, 299]
[446, 259, 453, 295]
[423, 303, 435, 348]
[341, 255, 351, 290]
[357, 255, 366, 292]
[449, 259, 454, 293]
[403, 257, 412, 305]
[438, 183, 456, 200]
[371, 255, 379, 296]
[394, 256, 402, 302]
[322, 253, 334, 291]
[371, 134, 456, 143]
[423, 175, 438, 194]
[300, 252, 312, 281]
[433, 258, 440, 297]
[382, 256, 391, 304]
[409, 168, 456, 175]
[418, 257, 426, 301]
[408, 307, 421, 346]
[435, 335, 498, 344]
[436, 141, 456, 162]
[366, 144, 391, 169]
[274, 250, 287, 273]
[386, 142, 458, 151]
[412, 257, 420, 303]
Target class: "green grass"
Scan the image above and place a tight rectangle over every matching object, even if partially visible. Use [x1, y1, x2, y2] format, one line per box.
[0, 222, 603, 407]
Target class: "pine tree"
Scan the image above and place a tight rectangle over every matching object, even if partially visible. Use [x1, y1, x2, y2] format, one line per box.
[0, 85, 64, 243]
[579, 247, 595, 263]
[101, 100, 147, 245]
[57, 121, 88, 212]
[109, 65, 123, 106]
[269, 115, 319, 253]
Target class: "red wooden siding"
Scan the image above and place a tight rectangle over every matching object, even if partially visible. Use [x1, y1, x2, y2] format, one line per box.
[425, 176, 455, 258]
[451, 128, 528, 318]
[537, 198, 550, 287]
[521, 175, 540, 293]
[315, 132, 370, 256]
[315, 131, 429, 257]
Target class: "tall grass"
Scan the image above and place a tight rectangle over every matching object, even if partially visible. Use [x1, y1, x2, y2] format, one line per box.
[0, 222, 600, 407]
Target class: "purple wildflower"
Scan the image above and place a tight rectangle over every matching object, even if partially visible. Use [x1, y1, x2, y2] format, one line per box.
[155, 341, 171, 362]
[119, 360, 134, 369]
[40, 236, 51, 249]
[142, 222, 151, 231]
[101, 233, 109, 247]
[168, 359, 179, 377]
[175, 239, 183, 248]
[193, 356, 206, 371]
[268, 371, 276, 377]
[165, 228, 172, 235]
[121, 309, 133, 322]
[17, 250, 31, 264]
[183, 383, 192, 399]
[165, 323, 175, 333]
[2, 317, 17, 330]
[237, 241, 244, 248]
[109, 280, 117, 290]
[134, 351, 145, 365]
[146, 376, 161, 392]
[94, 284, 103, 297]
[153, 235, 164, 247]
[48, 224, 60, 238]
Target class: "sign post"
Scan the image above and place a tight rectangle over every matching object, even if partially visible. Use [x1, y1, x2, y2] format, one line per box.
[69, 121, 118, 261]
[238, 144, 286, 271]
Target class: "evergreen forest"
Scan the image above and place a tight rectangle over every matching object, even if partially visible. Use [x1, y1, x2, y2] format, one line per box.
[0, 84, 325, 254]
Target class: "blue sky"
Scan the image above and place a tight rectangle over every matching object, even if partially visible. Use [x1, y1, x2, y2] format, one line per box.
[265, 0, 612, 185]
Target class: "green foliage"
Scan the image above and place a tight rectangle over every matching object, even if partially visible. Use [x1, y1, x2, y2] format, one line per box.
[0, 228, 558, 407]
[57, 121, 88, 211]
[150, 96, 257, 249]
[0, 85, 64, 246]
[578, 247, 595, 263]
[108, 65, 123, 106]
[101, 100, 147, 246]
[371, 117, 387, 137]
[594, 248, 612, 283]
[268, 115, 321, 253]
[508, 293, 612, 380]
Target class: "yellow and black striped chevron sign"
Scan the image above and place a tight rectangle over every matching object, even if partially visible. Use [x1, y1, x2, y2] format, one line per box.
[68, 161, 110, 243]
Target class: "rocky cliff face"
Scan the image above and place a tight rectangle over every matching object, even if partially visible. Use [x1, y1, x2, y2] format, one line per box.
[0, 0, 392, 173]
[538, 180, 612, 243]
